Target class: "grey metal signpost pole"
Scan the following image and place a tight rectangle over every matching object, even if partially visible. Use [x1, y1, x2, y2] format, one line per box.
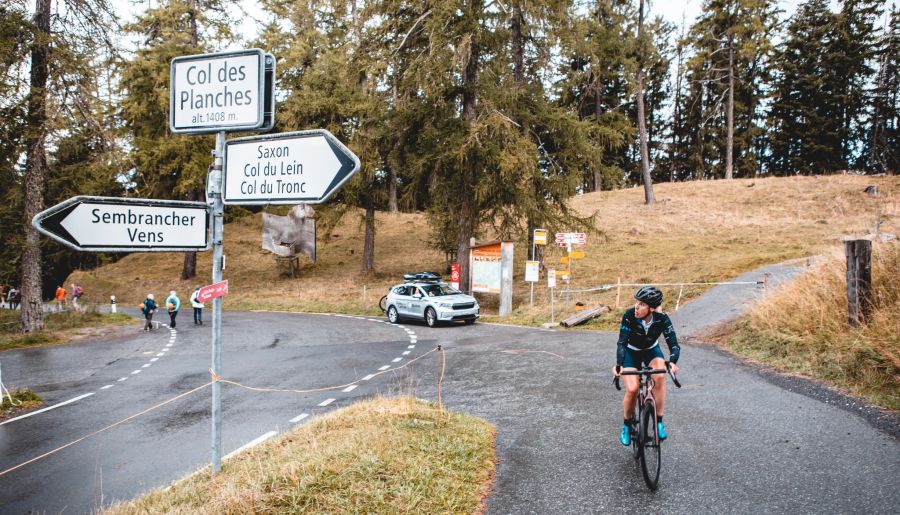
[211, 130, 225, 473]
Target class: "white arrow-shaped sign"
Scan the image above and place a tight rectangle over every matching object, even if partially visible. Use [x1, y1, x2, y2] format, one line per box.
[223, 129, 360, 205]
[32, 196, 210, 252]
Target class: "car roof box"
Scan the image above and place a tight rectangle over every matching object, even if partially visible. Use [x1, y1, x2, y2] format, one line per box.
[403, 272, 441, 282]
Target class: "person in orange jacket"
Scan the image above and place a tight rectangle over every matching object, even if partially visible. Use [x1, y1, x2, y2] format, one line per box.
[54, 285, 67, 312]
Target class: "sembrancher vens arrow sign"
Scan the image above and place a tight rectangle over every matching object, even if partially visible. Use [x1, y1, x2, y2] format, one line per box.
[32, 196, 210, 252]
[223, 129, 360, 205]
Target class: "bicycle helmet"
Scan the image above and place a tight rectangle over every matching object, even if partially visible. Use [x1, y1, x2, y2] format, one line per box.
[634, 286, 663, 308]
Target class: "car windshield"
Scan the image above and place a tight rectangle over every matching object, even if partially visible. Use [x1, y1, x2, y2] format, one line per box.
[420, 283, 461, 297]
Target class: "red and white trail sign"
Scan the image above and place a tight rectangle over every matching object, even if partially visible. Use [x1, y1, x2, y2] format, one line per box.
[198, 280, 229, 303]
[555, 232, 586, 245]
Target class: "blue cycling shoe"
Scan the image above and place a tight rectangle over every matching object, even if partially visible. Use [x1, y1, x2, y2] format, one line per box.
[620, 423, 631, 446]
[657, 421, 667, 441]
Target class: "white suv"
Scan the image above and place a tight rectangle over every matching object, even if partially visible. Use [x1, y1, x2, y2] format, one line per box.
[384, 273, 480, 327]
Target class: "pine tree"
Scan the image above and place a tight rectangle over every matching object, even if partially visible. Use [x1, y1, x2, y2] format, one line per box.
[119, 0, 233, 280]
[829, 0, 884, 170]
[681, 0, 778, 179]
[769, 0, 840, 174]
[555, 1, 632, 192]
[866, 6, 899, 173]
[15, 0, 117, 332]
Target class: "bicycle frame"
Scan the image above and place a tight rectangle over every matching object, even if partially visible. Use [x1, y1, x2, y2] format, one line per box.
[613, 363, 681, 490]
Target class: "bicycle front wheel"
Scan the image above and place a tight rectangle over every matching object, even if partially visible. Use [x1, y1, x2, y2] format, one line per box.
[639, 402, 661, 491]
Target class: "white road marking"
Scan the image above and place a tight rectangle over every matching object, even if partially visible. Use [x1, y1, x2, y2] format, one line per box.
[318, 398, 335, 406]
[117, 377, 127, 382]
[402, 351, 410, 355]
[392, 357, 402, 363]
[378, 365, 390, 371]
[166, 343, 173, 347]
[410, 338, 417, 343]
[150, 358, 159, 362]
[142, 364, 151, 368]
[223, 431, 277, 460]
[290, 413, 309, 423]
[342, 385, 357, 393]
[156, 353, 165, 357]
[100, 385, 114, 390]
[0, 393, 95, 426]
[362, 374, 375, 381]
[408, 345, 415, 349]
[131, 370, 141, 375]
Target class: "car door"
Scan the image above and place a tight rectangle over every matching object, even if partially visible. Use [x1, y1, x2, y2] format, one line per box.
[392, 286, 409, 316]
[407, 287, 426, 319]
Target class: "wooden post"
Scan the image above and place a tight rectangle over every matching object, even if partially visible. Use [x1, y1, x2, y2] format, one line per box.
[674, 284, 684, 311]
[615, 277, 622, 309]
[845, 239, 873, 326]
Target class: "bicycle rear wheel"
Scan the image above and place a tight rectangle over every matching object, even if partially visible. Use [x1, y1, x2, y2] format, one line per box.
[639, 401, 661, 490]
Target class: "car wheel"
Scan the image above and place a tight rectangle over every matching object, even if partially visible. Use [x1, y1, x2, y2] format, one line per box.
[388, 305, 399, 324]
[425, 307, 437, 328]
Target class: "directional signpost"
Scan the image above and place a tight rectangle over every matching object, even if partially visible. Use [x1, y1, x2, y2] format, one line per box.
[170, 48, 360, 475]
[32, 197, 209, 252]
[223, 130, 360, 205]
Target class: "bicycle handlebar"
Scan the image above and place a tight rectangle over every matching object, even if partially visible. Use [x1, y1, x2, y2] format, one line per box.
[612, 362, 681, 390]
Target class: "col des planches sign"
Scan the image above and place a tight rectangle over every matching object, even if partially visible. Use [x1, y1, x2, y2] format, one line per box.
[170, 48, 275, 134]
[32, 196, 209, 252]
[223, 130, 360, 205]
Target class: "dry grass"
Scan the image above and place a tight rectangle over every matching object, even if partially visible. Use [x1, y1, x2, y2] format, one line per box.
[725, 242, 900, 410]
[0, 308, 136, 352]
[103, 397, 496, 514]
[69, 175, 899, 325]
[0, 388, 43, 421]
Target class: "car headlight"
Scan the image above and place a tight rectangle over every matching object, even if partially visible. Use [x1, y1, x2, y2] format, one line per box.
[437, 302, 453, 309]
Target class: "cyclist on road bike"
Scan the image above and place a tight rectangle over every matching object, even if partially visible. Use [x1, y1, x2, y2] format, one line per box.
[612, 286, 680, 446]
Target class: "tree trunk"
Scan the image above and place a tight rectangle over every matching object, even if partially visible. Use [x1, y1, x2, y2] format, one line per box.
[592, 82, 603, 191]
[725, 34, 735, 179]
[181, 190, 198, 280]
[387, 160, 398, 212]
[362, 194, 375, 271]
[20, 0, 52, 333]
[511, 2, 524, 84]
[457, 0, 481, 293]
[670, 15, 685, 183]
[636, 0, 654, 204]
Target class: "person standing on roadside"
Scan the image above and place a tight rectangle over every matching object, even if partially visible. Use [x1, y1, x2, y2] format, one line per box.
[190, 287, 204, 325]
[8, 286, 20, 310]
[55, 285, 67, 311]
[142, 293, 157, 331]
[0, 284, 6, 309]
[71, 283, 84, 310]
[165, 290, 180, 328]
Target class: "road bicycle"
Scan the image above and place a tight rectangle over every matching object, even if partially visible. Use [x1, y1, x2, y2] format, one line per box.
[614, 362, 681, 491]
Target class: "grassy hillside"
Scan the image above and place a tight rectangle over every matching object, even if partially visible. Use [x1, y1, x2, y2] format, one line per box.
[69, 175, 898, 325]
[725, 243, 899, 410]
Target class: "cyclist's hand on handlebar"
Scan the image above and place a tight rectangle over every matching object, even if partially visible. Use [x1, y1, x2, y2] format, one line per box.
[669, 362, 680, 375]
[612, 365, 622, 377]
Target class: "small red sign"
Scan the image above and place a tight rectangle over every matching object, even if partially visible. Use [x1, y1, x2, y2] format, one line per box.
[450, 263, 461, 289]
[198, 280, 229, 303]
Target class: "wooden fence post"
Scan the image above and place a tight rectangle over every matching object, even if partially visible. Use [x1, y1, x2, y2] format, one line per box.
[845, 239, 872, 326]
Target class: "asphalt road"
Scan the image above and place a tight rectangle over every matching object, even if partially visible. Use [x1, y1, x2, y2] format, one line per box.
[0, 262, 898, 513]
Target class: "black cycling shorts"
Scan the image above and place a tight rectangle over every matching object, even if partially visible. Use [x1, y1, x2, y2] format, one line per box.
[622, 345, 665, 369]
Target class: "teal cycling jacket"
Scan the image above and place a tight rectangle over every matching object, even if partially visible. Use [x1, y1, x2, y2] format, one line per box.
[616, 308, 680, 366]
